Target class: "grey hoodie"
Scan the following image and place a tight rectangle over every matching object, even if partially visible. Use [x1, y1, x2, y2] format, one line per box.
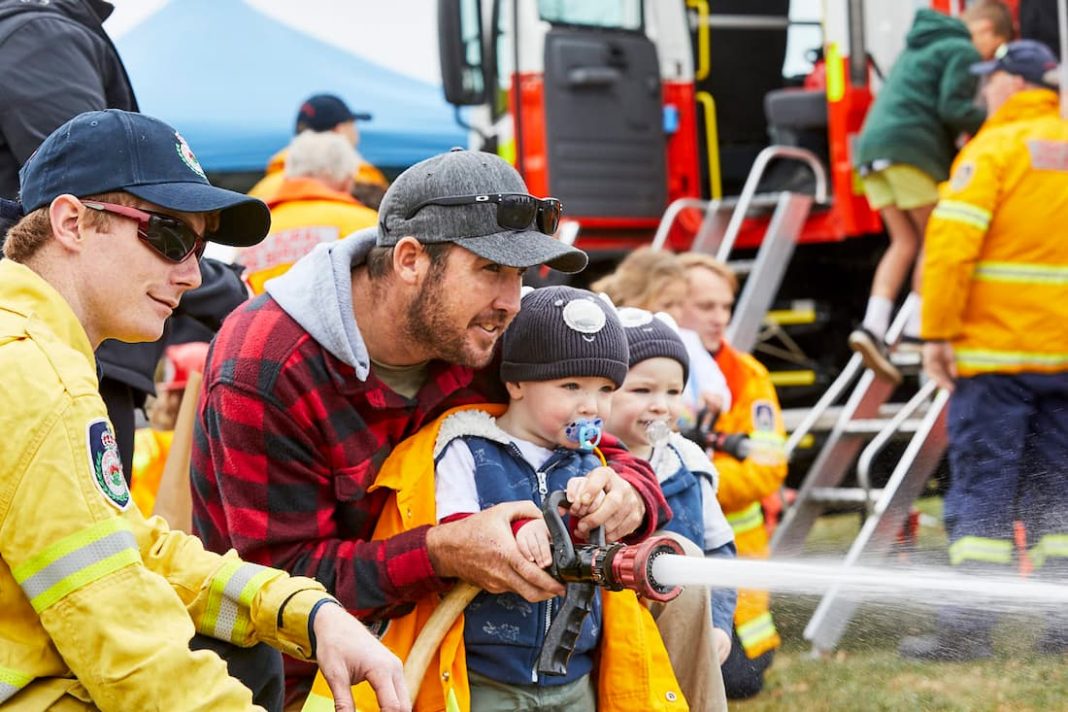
[265, 228, 376, 381]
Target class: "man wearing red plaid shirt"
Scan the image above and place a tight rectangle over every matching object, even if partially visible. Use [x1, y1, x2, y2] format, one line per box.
[190, 149, 669, 700]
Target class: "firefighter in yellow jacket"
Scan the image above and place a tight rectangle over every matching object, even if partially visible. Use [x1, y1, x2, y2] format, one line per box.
[902, 40, 1068, 661]
[0, 109, 408, 711]
[678, 254, 787, 699]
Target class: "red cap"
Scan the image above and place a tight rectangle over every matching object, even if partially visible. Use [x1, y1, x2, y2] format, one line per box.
[157, 342, 210, 392]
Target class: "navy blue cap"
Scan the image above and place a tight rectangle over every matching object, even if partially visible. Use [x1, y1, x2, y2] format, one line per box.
[971, 40, 1060, 89]
[295, 94, 372, 133]
[17, 110, 270, 247]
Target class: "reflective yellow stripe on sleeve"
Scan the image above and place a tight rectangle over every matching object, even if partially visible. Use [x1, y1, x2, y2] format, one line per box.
[1031, 534, 1068, 568]
[932, 200, 992, 231]
[0, 666, 33, 704]
[736, 611, 778, 651]
[974, 261, 1068, 285]
[12, 517, 140, 613]
[726, 502, 764, 535]
[948, 536, 1013, 566]
[200, 560, 281, 644]
[956, 348, 1068, 372]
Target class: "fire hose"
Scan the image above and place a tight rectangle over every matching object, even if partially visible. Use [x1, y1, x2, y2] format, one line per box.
[402, 491, 684, 691]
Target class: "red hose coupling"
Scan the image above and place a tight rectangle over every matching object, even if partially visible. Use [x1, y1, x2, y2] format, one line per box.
[608, 536, 684, 602]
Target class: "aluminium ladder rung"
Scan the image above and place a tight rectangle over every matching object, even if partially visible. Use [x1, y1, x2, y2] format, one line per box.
[805, 487, 885, 505]
[726, 258, 755, 275]
[842, 418, 923, 435]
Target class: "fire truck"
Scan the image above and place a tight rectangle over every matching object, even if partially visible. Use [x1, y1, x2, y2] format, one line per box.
[436, 0, 1012, 404]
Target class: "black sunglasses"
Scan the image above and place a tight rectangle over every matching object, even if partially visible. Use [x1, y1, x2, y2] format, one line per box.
[81, 200, 206, 263]
[405, 193, 563, 236]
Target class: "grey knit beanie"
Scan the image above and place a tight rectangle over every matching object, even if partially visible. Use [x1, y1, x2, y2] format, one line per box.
[617, 307, 690, 382]
[501, 286, 629, 387]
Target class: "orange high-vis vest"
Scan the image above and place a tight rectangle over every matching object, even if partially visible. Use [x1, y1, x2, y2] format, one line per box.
[248, 148, 389, 202]
[238, 176, 377, 295]
[302, 404, 687, 712]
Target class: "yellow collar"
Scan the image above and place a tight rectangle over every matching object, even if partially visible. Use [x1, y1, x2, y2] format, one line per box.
[986, 88, 1060, 128]
[0, 259, 95, 368]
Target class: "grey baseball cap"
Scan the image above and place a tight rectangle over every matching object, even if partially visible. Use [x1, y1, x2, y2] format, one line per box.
[376, 149, 588, 273]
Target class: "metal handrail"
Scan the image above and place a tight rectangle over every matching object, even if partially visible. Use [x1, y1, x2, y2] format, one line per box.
[686, 0, 711, 81]
[649, 197, 721, 251]
[783, 352, 863, 461]
[695, 91, 723, 199]
[717, 145, 828, 263]
[651, 145, 827, 255]
[854, 378, 939, 515]
[783, 298, 913, 461]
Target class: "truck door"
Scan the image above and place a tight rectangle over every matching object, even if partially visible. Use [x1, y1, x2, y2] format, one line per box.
[540, 12, 666, 220]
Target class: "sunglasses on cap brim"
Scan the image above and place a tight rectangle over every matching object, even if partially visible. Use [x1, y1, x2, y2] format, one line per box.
[81, 200, 207, 263]
[404, 193, 563, 236]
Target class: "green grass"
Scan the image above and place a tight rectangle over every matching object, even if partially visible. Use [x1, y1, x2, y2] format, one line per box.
[731, 498, 1068, 711]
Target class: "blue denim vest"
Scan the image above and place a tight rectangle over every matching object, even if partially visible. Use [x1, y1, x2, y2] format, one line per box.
[451, 435, 604, 686]
[658, 442, 714, 550]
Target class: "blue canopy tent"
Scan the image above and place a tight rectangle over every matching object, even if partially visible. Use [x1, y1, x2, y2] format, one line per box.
[114, 0, 466, 174]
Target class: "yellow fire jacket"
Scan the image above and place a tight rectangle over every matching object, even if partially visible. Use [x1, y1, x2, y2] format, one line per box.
[0, 260, 332, 711]
[237, 176, 378, 295]
[713, 342, 787, 658]
[302, 404, 687, 712]
[922, 88, 1068, 376]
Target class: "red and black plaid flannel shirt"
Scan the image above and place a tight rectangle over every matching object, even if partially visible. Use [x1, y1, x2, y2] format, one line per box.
[191, 295, 669, 623]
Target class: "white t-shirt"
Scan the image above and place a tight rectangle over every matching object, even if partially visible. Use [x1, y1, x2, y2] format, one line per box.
[680, 328, 731, 417]
[436, 436, 554, 521]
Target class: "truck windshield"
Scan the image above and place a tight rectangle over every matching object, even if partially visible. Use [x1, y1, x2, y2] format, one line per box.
[537, 0, 642, 31]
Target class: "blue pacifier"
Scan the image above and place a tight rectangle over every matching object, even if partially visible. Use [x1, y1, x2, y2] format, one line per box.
[564, 418, 603, 452]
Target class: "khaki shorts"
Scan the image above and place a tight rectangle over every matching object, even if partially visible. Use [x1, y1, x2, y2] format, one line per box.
[861, 163, 939, 211]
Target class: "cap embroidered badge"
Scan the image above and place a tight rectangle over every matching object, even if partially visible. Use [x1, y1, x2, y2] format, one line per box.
[175, 132, 207, 179]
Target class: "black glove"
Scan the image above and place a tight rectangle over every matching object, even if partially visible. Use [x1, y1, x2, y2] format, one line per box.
[680, 407, 714, 449]
[710, 432, 751, 461]
[679, 407, 751, 460]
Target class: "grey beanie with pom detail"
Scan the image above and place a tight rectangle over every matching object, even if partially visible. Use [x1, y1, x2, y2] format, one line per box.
[617, 307, 690, 382]
[500, 286, 630, 387]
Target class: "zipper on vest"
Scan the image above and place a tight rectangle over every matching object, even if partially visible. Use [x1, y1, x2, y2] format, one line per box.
[535, 470, 548, 498]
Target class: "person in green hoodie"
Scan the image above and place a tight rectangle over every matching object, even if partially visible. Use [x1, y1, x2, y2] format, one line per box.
[849, 2, 1013, 384]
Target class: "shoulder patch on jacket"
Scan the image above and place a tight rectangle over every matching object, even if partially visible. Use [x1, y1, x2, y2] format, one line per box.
[752, 400, 776, 432]
[949, 160, 975, 191]
[1027, 139, 1068, 172]
[87, 418, 130, 510]
[433, 408, 513, 459]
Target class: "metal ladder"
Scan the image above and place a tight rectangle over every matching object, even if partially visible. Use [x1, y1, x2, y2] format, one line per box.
[770, 302, 950, 654]
[650, 145, 828, 353]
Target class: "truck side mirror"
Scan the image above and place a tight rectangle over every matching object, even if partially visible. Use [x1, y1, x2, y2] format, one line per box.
[438, 0, 488, 106]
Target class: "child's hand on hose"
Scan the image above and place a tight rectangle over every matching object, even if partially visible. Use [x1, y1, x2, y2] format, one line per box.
[516, 518, 553, 568]
[565, 475, 607, 518]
